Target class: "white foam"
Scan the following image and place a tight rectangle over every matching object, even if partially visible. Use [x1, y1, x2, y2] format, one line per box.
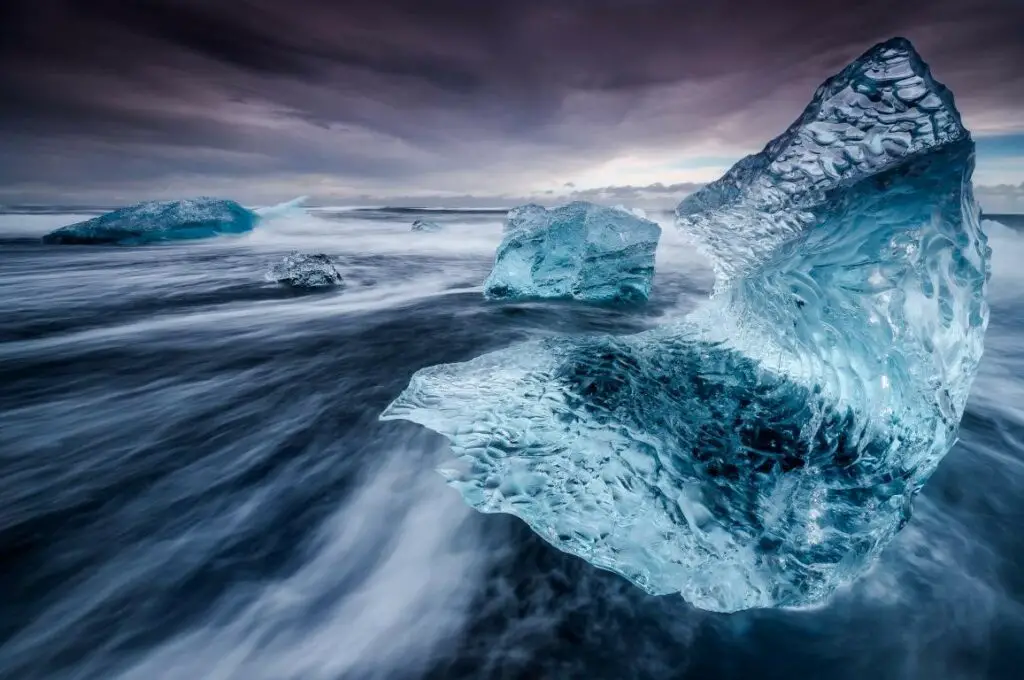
[115, 443, 494, 680]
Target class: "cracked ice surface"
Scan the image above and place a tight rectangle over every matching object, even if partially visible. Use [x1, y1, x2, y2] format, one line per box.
[381, 38, 990, 612]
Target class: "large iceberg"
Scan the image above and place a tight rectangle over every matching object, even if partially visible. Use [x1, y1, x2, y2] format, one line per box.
[483, 202, 662, 303]
[380, 38, 990, 612]
[42, 196, 306, 245]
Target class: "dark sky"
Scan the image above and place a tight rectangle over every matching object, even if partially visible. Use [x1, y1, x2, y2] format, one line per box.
[1, 0, 1023, 209]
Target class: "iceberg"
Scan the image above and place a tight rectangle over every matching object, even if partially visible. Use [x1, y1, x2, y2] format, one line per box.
[380, 38, 990, 612]
[482, 202, 662, 303]
[42, 196, 306, 245]
[412, 219, 443, 232]
[267, 252, 344, 288]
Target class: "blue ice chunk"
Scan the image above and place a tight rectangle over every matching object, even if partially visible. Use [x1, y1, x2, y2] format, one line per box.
[267, 252, 344, 288]
[380, 38, 990, 612]
[412, 219, 443, 232]
[42, 196, 305, 245]
[482, 201, 662, 303]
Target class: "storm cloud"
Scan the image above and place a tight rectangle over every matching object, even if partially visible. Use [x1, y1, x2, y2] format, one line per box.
[1, 0, 1022, 206]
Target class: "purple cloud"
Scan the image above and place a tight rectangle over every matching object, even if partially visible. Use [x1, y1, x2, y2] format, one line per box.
[1, 0, 1021, 203]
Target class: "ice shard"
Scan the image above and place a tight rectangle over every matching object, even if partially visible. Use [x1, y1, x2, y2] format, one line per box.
[380, 38, 990, 612]
[483, 202, 662, 303]
[42, 196, 305, 245]
[254, 195, 308, 219]
[267, 252, 344, 288]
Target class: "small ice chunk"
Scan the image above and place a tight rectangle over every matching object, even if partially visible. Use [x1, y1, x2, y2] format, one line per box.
[411, 219, 443, 232]
[483, 201, 661, 303]
[267, 252, 344, 288]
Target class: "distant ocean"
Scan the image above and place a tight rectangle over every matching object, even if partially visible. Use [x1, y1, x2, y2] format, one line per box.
[985, 213, 1024, 229]
[1, 207, 1023, 680]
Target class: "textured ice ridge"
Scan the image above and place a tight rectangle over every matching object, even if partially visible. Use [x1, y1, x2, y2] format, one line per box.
[483, 201, 662, 303]
[380, 38, 990, 612]
[267, 252, 344, 288]
[42, 196, 305, 245]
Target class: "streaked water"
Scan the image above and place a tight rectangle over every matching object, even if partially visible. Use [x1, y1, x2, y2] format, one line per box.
[1, 209, 1022, 680]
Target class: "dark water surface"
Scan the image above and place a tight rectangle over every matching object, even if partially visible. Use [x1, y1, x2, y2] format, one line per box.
[1, 210, 1023, 679]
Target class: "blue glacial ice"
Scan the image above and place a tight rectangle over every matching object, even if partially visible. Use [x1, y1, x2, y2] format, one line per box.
[483, 201, 662, 303]
[380, 38, 990, 612]
[42, 196, 306, 245]
[267, 252, 344, 289]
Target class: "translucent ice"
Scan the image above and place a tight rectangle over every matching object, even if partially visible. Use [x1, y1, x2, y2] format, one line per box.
[267, 252, 344, 288]
[254, 195, 308, 220]
[614, 204, 649, 220]
[412, 219, 443, 232]
[42, 196, 305, 245]
[483, 202, 662, 303]
[380, 38, 990, 612]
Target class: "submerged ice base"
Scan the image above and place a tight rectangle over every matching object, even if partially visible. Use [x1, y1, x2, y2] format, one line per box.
[42, 197, 305, 245]
[381, 38, 990, 612]
[483, 202, 661, 303]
